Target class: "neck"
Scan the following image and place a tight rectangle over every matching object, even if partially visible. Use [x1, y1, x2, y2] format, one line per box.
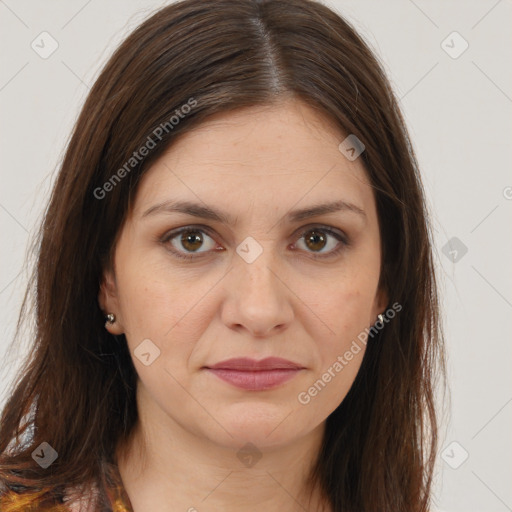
[116, 386, 331, 512]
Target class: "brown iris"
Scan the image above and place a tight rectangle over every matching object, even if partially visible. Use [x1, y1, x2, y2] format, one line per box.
[180, 230, 204, 252]
[303, 230, 327, 252]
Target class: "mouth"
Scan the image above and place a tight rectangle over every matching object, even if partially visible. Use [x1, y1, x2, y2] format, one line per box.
[203, 357, 304, 391]
[204, 368, 303, 390]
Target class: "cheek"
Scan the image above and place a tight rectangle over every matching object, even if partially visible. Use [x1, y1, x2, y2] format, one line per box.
[114, 241, 190, 334]
[295, 287, 372, 415]
[308, 270, 377, 337]
[301, 271, 377, 388]
[115, 258, 221, 373]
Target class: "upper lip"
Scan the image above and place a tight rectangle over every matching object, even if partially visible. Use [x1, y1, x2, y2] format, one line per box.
[205, 357, 303, 371]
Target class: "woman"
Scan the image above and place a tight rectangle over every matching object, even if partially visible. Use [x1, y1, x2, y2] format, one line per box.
[0, 0, 444, 510]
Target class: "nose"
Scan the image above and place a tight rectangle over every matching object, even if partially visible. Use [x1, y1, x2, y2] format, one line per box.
[221, 248, 294, 338]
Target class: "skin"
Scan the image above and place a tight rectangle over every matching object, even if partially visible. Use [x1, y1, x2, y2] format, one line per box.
[99, 97, 388, 512]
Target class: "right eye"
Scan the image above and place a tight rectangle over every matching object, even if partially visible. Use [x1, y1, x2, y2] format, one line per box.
[161, 226, 220, 260]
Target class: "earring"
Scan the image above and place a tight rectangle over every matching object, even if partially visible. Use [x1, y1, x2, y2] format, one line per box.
[105, 313, 116, 324]
[377, 314, 384, 323]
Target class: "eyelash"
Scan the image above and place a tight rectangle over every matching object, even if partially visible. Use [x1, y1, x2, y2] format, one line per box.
[160, 224, 350, 261]
[160, 224, 349, 261]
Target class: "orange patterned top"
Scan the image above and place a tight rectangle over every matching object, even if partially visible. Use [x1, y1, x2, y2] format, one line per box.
[0, 462, 134, 511]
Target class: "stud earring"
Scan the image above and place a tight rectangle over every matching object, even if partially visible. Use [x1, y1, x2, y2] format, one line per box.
[377, 314, 384, 323]
[105, 313, 116, 324]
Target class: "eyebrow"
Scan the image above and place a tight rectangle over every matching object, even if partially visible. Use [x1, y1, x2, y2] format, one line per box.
[141, 199, 366, 225]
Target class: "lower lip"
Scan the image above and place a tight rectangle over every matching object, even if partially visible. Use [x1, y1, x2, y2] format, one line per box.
[205, 368, 302, 390]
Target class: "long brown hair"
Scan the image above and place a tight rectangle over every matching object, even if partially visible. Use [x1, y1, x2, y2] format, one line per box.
[0, 0, 445, 510]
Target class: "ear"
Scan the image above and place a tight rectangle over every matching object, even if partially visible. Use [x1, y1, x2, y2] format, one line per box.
[98, 268, 124, 335]
[371, 285, 389, 321]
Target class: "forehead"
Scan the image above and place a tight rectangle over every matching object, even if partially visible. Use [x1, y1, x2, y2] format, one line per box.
[132, 99, 375, 224]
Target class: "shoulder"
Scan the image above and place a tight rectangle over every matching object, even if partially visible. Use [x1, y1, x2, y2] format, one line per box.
[0, 468, 131, 512]
[64, 476, 133, 512]
[0, 486, 68, 511]
[0, 481, 100, 512]
[62, 485, 101, 511]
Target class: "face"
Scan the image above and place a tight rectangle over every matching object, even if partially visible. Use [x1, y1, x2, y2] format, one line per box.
[99, 98, 387, 451]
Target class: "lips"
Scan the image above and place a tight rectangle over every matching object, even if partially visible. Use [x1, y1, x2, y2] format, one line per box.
[206, 357, 303, 371]
[203, 357, 304, 391]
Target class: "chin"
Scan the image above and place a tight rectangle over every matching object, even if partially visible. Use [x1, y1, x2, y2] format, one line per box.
[206, 406, 300, 446]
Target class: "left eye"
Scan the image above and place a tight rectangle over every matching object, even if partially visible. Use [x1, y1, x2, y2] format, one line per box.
[292, 227, 346, 256]
[161, 225, 347, 260]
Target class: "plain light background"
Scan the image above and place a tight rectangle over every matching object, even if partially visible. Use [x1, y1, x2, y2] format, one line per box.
[0, 1, 511, 511]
